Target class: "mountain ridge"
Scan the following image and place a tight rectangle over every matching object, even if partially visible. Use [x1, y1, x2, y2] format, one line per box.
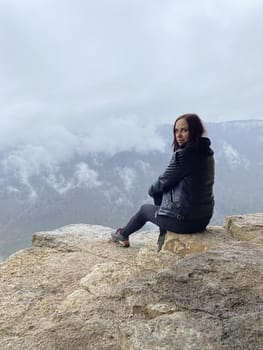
[0, 119, 262, 259]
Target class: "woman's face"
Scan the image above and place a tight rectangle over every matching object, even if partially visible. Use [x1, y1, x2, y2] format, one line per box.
[175, 118, 190, 146]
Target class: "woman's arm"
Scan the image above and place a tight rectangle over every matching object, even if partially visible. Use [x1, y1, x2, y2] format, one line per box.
[148, 149, 193, 196]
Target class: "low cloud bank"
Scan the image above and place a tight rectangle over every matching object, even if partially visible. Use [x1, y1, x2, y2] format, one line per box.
[0, 116, 166, 201]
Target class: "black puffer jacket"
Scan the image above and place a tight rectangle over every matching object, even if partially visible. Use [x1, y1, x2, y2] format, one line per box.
[149, 137, 214, 221]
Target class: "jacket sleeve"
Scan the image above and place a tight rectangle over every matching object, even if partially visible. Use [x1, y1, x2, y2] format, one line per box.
[149, 149, 192, 195]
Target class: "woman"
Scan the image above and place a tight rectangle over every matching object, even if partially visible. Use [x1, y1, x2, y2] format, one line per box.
[111, 113, 215, 251]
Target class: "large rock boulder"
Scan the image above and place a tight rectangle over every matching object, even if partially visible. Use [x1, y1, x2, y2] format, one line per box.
[161, 226, 233, 256]
[224, 212, 263, 244]
[119, 241, 263, 349]
[160, 212, 263, 255]
[0, 214, 262, 350]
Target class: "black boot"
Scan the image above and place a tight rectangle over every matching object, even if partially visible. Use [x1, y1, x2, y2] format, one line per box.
[111, 229, 130, 247]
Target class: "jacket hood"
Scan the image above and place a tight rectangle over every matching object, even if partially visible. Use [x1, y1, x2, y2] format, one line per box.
[199, 137, 214, 156]
[179, 137, 213, 156]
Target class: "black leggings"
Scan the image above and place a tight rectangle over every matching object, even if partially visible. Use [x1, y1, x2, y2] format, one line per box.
[121, 195, 210, 237]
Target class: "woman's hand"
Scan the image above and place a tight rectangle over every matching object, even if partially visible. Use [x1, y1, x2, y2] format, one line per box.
[148, 184, 155, 197]
[148, 181, 162, 197]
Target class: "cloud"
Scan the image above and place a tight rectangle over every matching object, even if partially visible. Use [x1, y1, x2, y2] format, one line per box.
[223, 143, 241, 166]
[74, 162, 101, 188]
[0, 0, 262, 130]
[0, 113, 167, 203]
[222, 143, 250, 168]
[77, 116, 166, 155]
[1, 142, 103, 198]
[0, 116, 166, 174]
[45, 162, 101, 195]
[115, 166, 137, 192]
[103, 186, 133, 208]
[135, 160, 152, 174]
[1, 0, 262, 201]
[1, 144, 57, 200]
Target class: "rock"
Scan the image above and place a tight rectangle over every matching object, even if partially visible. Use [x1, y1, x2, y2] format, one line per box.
[134, 247, 175, 271]
[119, 312, 223, 350]
[32, 224, 114, 251]
[0, 214, 263, 350]
[79, 261, 135, 297]
[162, 226, 233, 256]
[224, 213, 263, 244]
[119, 241, 263, 350]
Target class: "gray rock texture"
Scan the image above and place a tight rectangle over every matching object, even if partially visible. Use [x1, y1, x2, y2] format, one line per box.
[0, 214, 263, 350]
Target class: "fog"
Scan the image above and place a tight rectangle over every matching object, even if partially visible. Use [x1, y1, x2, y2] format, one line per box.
[0, 0, 263, 156]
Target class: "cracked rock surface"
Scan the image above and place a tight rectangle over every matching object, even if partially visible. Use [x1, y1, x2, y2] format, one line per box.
[0, 215, 263, 350]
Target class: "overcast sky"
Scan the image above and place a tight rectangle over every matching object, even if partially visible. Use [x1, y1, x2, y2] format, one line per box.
[0, 0, 263, 155]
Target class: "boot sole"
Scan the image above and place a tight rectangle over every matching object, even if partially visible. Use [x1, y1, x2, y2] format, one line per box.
[112, 238, 130, 248]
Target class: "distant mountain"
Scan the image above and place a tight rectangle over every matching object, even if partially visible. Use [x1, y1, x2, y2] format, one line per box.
[0, 120, 262, 259]
[206, 120, 263, 221]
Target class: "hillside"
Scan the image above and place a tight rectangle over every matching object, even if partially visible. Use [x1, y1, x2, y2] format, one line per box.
[1, 120, 263, 260]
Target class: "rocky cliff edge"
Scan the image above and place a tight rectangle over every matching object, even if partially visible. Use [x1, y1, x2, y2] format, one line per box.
[0, 213, 263, 350]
